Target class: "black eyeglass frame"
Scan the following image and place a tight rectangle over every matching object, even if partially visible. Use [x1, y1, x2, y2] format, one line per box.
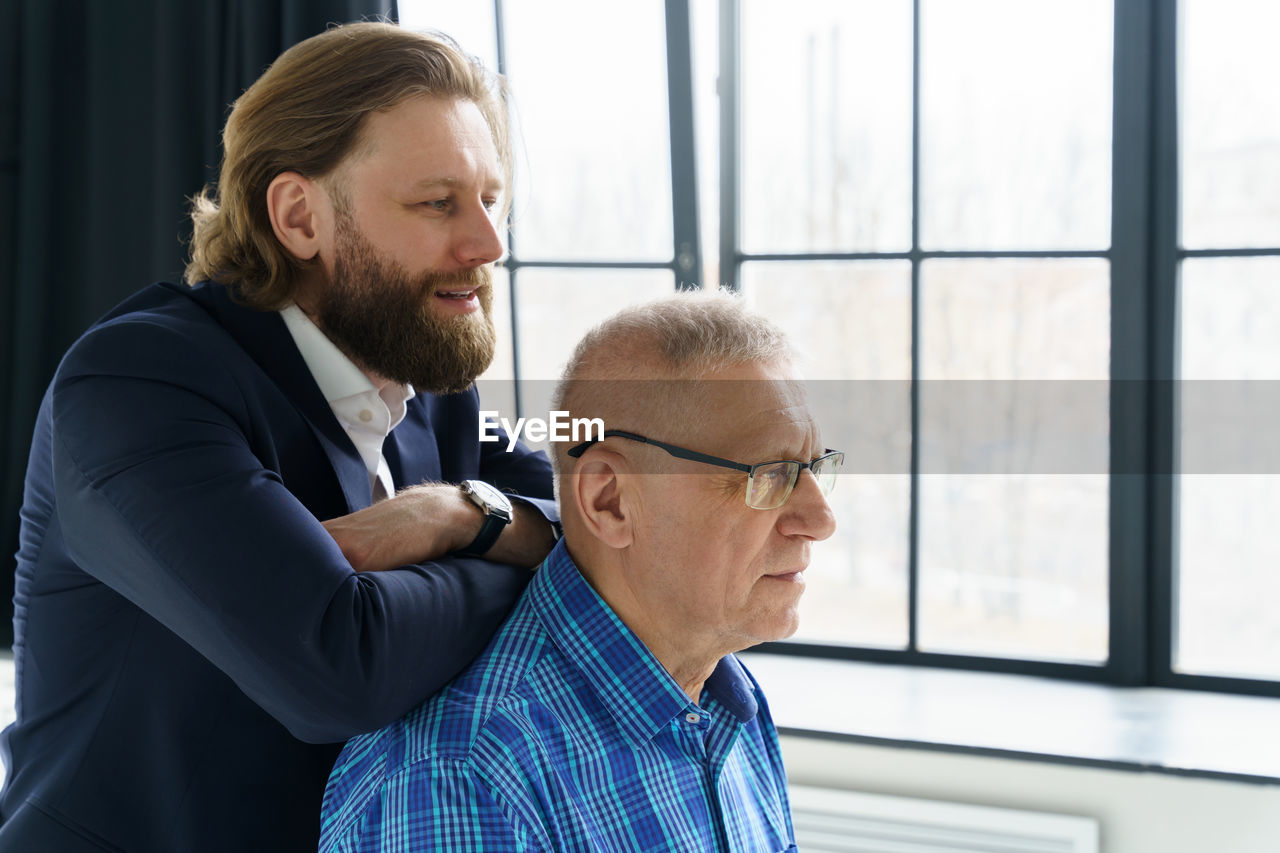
[566, 429, 844, 509]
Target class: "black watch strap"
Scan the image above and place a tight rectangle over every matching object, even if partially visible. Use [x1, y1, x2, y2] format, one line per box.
[458, 512, 506, 557]
[455, 480, 514, 557]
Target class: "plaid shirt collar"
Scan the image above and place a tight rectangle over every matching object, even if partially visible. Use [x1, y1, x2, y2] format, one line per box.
[528, 541, 759, 748]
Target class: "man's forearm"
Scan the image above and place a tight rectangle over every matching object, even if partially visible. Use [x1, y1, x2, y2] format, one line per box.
[323, 483, 556, 573]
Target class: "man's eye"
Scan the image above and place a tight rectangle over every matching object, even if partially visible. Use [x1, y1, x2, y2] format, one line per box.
[482, 198, 499, 213]
[421, 199, 450, 211]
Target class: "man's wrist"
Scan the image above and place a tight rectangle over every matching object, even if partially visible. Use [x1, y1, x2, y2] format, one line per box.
[453, 480, 513, 557]
[480, 501, 559, 570]
[447, 488, 486, 553]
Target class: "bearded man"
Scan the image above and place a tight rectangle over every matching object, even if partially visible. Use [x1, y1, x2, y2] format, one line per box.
[0, 23, 557, 853]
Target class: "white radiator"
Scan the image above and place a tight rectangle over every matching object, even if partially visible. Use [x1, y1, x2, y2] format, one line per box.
[790, 785, 1100, 853]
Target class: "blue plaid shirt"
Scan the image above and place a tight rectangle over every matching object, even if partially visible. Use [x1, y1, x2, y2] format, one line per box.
[319, 540, 796, 852]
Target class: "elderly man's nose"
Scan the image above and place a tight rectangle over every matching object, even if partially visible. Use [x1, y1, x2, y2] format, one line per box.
[782, 470, 837, 540]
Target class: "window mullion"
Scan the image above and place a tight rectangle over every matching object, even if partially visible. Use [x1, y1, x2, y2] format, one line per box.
[717, 0, 740, 292]
[665, 0, 702, 290]
[491, 0, 524, 418]
[1107, 0, 1161, 684]
[907, 0, 922, 653]
[1147, 0, 1181, 689]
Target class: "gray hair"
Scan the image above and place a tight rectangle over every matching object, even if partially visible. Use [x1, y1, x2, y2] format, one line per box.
[553, 290, 791, 399]
[549, 290, 796, 479]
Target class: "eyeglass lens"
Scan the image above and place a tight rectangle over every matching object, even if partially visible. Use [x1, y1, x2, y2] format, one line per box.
[745, 452, 843, 510]
[813, 452, 842, 494]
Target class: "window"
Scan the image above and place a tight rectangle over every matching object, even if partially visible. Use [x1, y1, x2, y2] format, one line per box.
[733, 0, 1113, 666]
[1174, 0, 1280, 684]
[397, 0, 1280, 697]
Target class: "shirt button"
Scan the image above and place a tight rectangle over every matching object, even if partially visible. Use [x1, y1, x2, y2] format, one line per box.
[358, 409, 374, 423]
[685, 713, 701, 724]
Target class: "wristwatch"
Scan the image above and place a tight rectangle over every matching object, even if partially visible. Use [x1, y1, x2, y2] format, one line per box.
[455, 480, 514, 557]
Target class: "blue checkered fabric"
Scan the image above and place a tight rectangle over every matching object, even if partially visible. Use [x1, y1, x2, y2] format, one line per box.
[319, 540, 797, 852]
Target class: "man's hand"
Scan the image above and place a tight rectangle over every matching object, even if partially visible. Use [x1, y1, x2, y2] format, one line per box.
[323, 483, 556, 573]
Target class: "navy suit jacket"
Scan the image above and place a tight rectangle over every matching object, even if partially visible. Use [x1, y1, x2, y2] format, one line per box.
[0, 281, 555, 852]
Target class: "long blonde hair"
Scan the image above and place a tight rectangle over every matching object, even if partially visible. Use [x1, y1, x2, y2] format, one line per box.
[184, 22, 510, 309]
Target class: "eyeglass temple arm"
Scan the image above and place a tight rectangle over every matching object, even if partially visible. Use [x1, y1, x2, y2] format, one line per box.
[568, 430, 753, 474]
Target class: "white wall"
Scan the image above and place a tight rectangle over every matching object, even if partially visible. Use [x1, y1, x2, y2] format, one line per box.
[782, 735, 1280, 853]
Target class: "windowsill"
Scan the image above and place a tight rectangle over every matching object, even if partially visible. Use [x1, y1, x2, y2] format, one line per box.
[740, 651, 1280, 786]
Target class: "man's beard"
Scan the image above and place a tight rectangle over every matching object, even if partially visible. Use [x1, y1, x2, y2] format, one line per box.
[316, 216, 497, 394]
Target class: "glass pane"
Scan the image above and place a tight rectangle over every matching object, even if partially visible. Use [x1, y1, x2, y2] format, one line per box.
[742, 261, 912, 648]
[1177, 258, 1280, 680]
[1181, 1, 1280, 249]
[740, 0, 912, 253]
[396, 1, 499, 70]
[1180, 258, 1280, 380]
[513, 268, 675, 380]
[918, 259, 1110, 662]
[919, 0, 1112, 250]
[502, 1, 673, 261]
[510, 268, 674, 443]
[478, 267, 514, 381]
[920, 260, 1110, 380]
[476, 267, 517, 416]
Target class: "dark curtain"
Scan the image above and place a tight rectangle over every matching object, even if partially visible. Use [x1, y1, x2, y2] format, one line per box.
[0, 0, 394, 648]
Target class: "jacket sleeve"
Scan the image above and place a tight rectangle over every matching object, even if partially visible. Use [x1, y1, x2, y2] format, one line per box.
[474, 409, 559, 524]
[50, 319, 534, 744]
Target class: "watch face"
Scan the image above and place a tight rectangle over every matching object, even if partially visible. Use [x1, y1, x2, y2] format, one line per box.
[466, 479, 511, 512]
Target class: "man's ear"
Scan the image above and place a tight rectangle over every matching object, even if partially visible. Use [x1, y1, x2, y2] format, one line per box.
[266, 171, 326, 262]
[572, 451, 633, 550]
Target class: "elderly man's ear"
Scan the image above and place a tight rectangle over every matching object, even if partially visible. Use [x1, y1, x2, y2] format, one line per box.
[571, 453, 633, 550]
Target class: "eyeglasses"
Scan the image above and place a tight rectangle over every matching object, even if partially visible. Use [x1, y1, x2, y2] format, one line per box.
[566, 429, 844, 510]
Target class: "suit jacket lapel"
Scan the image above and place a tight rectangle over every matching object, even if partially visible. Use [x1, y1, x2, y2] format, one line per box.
[384, 395, 443, 489]
[188, 283, 373, 513]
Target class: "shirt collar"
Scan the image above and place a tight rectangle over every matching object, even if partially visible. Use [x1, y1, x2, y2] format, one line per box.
[278, 303, 415, 409]
[529, 541, 759, 747]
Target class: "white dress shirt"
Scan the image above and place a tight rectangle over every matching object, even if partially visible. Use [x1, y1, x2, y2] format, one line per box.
[279, 304, 415, 502]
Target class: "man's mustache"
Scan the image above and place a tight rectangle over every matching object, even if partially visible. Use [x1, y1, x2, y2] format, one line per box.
[419, 265, 492, 296]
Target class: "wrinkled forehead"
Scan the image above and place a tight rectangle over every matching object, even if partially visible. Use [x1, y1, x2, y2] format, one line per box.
[694, 374, 820, 459]
[560, 358, 820, 456]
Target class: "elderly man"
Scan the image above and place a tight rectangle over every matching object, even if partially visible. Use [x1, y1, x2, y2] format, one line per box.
[320, 293, 841, 851]
[2, 24, 556, 852]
